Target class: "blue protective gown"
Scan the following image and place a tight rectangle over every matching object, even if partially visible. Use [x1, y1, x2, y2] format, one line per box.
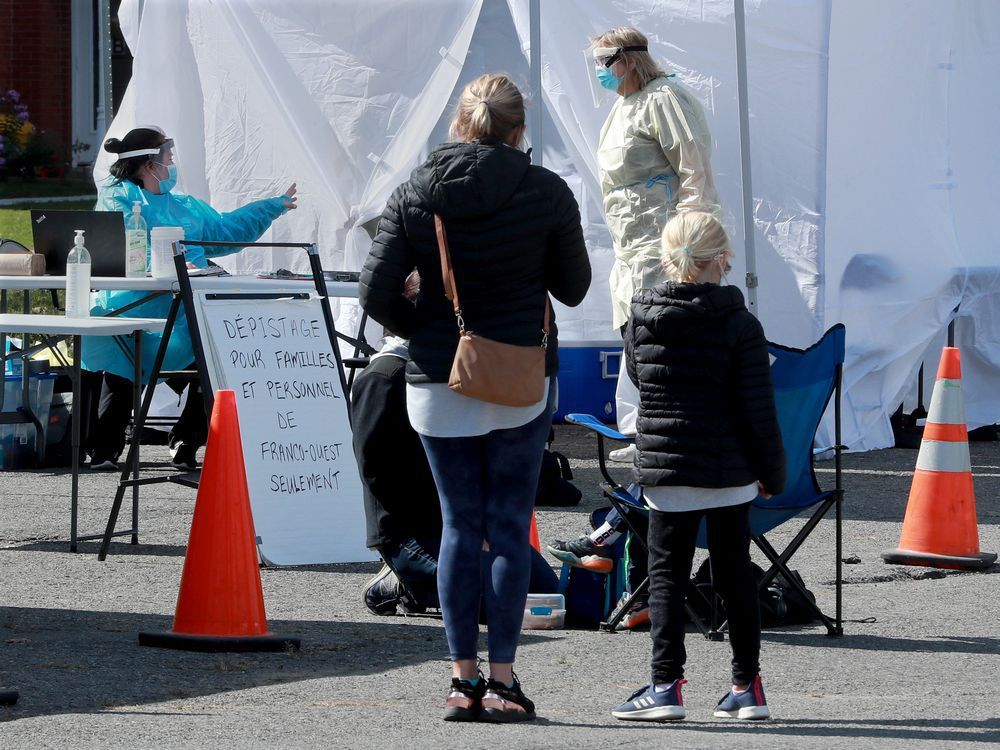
[81, 179, 288, 381]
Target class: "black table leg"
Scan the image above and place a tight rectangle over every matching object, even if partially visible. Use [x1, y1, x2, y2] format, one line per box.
[131, 330, 142, 544]
[70, 335, 81, 552]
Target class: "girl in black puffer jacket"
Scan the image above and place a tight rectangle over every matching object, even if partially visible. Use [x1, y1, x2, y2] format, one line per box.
[611, 212, 785, 724]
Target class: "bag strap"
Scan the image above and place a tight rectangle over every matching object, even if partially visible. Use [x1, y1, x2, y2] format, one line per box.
[433, 214, 551, 344]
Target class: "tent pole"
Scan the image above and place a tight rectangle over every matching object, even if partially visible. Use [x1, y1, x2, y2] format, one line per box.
[529, 0, 542, 166]
[97, 0, 114, 141]
[733, 0, 758, 316]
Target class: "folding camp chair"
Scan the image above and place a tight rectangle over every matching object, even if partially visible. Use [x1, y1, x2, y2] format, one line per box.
[566, 323, 846, 639]
[560, 415, 710, 636]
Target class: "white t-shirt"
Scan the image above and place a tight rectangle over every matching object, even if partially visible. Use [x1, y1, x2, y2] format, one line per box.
[407, 378, 551, 438]
[643, 482, 757, 513]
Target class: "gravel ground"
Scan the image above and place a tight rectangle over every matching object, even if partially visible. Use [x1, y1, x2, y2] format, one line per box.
[1, 427, 998, 748]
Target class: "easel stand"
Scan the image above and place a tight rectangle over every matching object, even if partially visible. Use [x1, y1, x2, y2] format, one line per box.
[97, 242, 356, 560]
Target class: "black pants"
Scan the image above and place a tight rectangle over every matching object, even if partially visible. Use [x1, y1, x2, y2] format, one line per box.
[648, 502, 760, 685]
[91, 369, 208, 462]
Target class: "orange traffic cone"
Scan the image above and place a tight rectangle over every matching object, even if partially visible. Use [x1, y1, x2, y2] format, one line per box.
[883, 348, 996, 570]
[139, 391, 301, 651]
[529, 510, 541, 553]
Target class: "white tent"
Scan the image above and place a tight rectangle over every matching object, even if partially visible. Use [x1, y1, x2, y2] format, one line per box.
[99, 0, 1000, 451]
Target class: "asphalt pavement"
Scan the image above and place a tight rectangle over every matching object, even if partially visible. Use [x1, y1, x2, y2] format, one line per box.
[1, 428, 998, 748]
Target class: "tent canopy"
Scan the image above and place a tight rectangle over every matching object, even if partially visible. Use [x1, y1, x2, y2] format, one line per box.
[101, 0, 1000, 451]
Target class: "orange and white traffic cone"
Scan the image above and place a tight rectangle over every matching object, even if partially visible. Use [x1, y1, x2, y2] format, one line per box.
[529, 510, 541, 553]
[139, 391, 301, 651]
[882, 347, 997, 570]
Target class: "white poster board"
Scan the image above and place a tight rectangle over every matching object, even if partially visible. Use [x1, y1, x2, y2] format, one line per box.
[193, 291, 375, 566]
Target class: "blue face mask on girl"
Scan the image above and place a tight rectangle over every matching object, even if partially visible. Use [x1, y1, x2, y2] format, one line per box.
[596, 67, 622, 92]
[153, 163, 178, 193]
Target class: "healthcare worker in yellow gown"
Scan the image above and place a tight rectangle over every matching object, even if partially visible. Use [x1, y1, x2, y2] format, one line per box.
[591, 26, 722, 447]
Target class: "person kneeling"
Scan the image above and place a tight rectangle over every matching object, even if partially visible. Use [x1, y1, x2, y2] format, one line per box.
[352, 334, 559, 617]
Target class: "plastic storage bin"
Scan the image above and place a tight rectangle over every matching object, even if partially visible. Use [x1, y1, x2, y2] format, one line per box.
[554, 341, 622, 423]
[522, 593, 566, 630]
[0, 372, 57, 469]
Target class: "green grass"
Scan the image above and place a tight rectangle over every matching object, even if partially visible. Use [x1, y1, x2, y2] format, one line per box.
[0, 205, 97, 313]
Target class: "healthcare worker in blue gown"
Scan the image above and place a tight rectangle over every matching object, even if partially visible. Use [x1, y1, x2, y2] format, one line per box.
[83, 126, 296, 470]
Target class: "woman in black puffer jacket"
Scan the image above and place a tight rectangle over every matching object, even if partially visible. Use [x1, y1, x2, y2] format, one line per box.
[360, 73, 591, 723]
[611, 211, 785, 724]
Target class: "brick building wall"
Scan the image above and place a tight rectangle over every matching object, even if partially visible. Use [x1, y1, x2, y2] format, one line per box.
[0, 0, 72, 157]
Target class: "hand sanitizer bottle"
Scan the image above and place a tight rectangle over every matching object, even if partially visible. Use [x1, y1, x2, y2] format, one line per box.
[65, 229, 92, 318]
[125, 201, 148, 277]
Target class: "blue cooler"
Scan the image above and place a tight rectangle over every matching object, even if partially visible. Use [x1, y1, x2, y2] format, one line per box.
[554, 341, 622, 423]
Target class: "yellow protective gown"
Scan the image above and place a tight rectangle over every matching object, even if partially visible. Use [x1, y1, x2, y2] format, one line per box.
[598, 75, 722, 329]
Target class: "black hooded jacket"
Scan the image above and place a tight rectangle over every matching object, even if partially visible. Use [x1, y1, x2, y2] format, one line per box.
[625, 282, 786, 495]
[360, 141, 591, 382]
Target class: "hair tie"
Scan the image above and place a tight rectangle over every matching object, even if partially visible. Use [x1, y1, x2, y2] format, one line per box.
[479, 99, 490, 106]
[682, 246, 691, 256]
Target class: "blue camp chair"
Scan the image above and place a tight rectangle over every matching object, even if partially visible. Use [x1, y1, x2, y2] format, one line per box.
[565, 323, 846, 638]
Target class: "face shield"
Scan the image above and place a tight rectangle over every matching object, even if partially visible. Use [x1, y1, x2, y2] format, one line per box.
[585, 46, 619, 108]
[584, 44, 648, 108]
[116, 138, 176, 168]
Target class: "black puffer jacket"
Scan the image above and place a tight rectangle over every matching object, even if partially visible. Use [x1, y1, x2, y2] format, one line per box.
[625, 282, 786, 495]
[360, 141, 591, 382]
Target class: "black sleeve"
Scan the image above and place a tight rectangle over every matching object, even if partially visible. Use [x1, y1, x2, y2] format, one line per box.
[544, 177, 591, 307]
[734, 317, 786, 495]
[624, 313, 638, 388]
[359, 188, 418, 338]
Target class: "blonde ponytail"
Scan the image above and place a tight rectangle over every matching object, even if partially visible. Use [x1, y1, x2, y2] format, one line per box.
[661, 211, 731, 282]
[450, 73, 525, 145]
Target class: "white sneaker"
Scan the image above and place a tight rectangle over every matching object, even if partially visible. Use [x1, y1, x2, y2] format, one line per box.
[608, 444, 636, 463]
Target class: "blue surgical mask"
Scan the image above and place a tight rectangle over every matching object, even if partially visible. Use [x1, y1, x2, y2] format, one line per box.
[154, 163, 178, 193]
[596, 67, 622, 92]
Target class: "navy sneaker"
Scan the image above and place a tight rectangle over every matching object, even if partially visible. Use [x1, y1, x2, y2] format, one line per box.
[714, 675, 770, 720]
[612, 679, 686, 722]
[363, 564, 401, 615]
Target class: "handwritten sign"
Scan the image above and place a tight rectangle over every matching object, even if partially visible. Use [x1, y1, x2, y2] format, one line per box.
[195, 293, 374, 565]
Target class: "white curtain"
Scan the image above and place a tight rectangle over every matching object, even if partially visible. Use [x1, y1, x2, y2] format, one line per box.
[101, 0, 1000, 451]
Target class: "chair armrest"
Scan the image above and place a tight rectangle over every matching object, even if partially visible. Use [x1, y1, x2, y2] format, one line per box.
[564, 413, 630, 441]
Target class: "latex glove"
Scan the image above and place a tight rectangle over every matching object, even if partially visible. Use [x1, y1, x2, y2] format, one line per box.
[282, 182, 298, 211]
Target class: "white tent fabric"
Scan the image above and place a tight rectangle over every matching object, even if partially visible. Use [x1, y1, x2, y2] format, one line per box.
[100, 0, 1000, 451]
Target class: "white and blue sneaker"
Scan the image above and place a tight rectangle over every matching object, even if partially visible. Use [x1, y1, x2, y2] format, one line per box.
[611, 679, 686, 722]
[713, 675, 770, 720]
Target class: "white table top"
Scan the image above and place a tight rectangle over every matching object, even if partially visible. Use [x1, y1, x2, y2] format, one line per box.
[0, 275, 359, 298]
[0, 313, 166, 336]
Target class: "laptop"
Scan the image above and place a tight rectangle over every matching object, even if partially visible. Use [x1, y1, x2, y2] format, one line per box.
[30, 209, 128, 277]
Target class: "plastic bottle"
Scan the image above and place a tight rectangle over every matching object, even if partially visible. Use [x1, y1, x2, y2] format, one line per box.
[149, 226, 185, 279]
[125, 201, 148, 277]
[65, 229, 92, 318]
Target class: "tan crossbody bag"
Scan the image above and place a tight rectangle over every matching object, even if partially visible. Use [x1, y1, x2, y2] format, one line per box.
[434, 214, 549, 407]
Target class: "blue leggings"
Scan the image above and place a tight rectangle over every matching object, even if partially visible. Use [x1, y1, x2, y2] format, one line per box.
[419, 405, 552, 664]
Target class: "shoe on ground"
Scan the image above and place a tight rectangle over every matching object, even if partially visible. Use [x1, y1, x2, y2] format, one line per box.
[363, 564, 402, 616]
[443, 674, 486, 722]
[612, 679, 686, 722]
[0, 687, 18, 706]
[614, 592, 650, 630]
[547, 534, 614, 574]
[714, 674, 770, 720]
[89, 456, 120, 472]
[608, 444, 636, 463]
[169, 439, 199, 471]
[480, 673, 536, 723]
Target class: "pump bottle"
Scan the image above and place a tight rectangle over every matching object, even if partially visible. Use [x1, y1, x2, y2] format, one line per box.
[65, 229, 92, 318]
[125, 201, 148, 277]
